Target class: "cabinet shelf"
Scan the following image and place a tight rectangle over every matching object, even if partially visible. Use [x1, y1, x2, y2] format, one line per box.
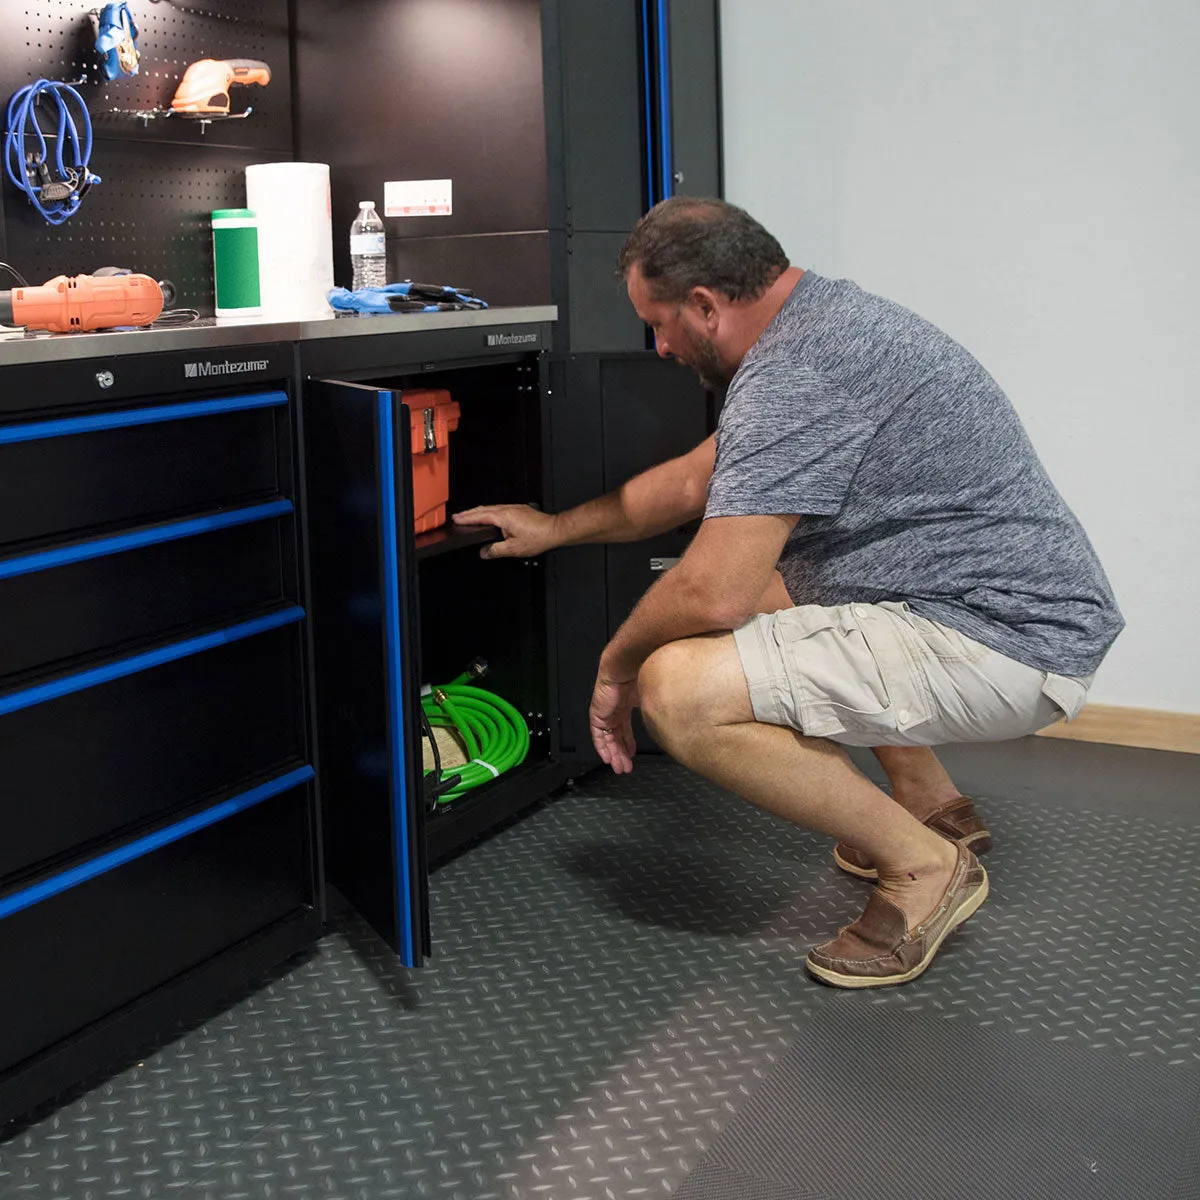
[426, 758, 570, 864]
[414, 524, 500, 561]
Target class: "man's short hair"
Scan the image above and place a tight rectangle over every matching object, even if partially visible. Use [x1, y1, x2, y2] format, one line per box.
[618, 197, 790, 304]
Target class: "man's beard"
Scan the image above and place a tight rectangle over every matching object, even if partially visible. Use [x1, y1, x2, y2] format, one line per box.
[677, 324, 732, 393]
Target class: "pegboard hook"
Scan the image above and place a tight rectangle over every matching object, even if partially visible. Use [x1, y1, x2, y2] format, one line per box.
[189, 106, 255, 135]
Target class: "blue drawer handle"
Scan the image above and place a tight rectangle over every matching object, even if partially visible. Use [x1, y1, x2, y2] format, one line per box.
[0, 391, 287, 445]
[0, 605, 305, 717]
[0, 765, 316, 921]
[0, 499, 294, 581]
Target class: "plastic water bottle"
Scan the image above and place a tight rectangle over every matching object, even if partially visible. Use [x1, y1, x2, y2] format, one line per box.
[350, 201, 387, 290]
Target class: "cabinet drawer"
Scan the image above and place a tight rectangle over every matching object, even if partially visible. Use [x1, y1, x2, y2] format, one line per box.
[0, 393, 288, 550]
[0, 615, 306, 881]
[0, 502, 292, 681]
[0, 772, 313, 1075]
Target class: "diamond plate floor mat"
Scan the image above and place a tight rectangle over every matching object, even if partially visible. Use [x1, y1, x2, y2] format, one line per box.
[1, 757, 1198, 1199]
[673, 1006, 1200, 1200]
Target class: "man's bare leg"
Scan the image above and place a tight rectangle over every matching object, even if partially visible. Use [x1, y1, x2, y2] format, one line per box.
[637, 635, 957, 931]
[871, 746, 962, 820]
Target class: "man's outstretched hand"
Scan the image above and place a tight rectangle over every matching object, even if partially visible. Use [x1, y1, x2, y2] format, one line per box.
[590, 673, 639, 774]
[452, 503, 558, 559]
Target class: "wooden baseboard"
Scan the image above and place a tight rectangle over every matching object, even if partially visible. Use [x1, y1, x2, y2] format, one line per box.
[1035, 704, 1200, 754]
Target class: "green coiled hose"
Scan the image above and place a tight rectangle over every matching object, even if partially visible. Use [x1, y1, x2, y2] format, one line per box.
[421, 671, 530, 803]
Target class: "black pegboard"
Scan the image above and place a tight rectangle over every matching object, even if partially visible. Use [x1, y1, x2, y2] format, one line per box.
[3, 139, 288, 308]
[9, 0, 292, 148]
[1, 0, 293, 312]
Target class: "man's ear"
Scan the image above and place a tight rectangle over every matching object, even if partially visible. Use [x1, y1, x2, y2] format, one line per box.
[688, 286, 721, 328]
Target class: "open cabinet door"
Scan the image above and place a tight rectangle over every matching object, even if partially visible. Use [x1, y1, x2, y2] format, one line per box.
[301, 379, 429, 966]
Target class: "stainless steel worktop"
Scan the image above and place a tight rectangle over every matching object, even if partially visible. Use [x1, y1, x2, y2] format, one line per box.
[0, 306, 558, 368]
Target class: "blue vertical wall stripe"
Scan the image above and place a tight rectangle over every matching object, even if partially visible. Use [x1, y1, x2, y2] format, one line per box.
[657, 0, 673, 199]
[0, 391, 287, 445]
[641, 0, 656, 208]
[0, 765, 315, 922]
[376, 394, 416, 967]
[0, 605, 305, 717]
[0, 499, 294, 581]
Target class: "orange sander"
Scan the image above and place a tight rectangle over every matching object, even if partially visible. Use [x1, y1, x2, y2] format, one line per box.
[171, 59, 271, 115]
[0, 274, 163, 332]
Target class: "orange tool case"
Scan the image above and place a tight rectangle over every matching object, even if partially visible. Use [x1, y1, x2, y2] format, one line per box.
[404, 389, 461, 534]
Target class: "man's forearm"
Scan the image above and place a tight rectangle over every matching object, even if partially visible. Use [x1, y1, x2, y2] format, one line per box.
[551, 490, 650, 545]
[596, 512, 798, 682]
[552, 436, 715, 546]
[599, 565, 736, 681]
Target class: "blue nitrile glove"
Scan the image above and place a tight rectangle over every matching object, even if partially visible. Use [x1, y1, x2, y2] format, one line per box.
[328, 286, 397, 314]
[328, 282, 488, 315]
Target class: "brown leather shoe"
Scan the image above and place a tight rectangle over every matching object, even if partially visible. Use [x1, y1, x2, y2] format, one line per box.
[833, 796, 992, 880]
[806, 844, 988, 989]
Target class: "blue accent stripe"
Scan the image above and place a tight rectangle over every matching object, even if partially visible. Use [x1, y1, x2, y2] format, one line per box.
[0, 765, 315, 922]
[0, 500, 294, 581]
[0, 391, 287, 445]
[377, 393, 415, 967]
[657, 0, 672, 200]
[0, 606, 305, 717]
[641, 0, 656, 208]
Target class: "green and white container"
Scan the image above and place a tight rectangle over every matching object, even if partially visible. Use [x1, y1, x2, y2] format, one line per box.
[211, 208, 262, 317]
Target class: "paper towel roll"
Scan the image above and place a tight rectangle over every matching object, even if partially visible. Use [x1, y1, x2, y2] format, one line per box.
[245, 162, 334, 320]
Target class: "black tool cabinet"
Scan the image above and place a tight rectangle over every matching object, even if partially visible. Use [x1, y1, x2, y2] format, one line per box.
[0, 338, 320, 1121]
[0, 311, 565, 1123]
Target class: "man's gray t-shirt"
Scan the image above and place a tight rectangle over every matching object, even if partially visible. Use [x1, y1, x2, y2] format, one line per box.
[705, 271, 1123, 675]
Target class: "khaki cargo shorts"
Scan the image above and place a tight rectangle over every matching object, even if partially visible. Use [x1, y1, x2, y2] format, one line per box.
[733, 600, 1092, 747]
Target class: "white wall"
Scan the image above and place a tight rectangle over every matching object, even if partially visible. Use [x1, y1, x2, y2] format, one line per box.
[720, 0, 1200, 711]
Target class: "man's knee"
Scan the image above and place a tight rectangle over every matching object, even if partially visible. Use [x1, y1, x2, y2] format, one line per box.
[639, 635, 749, 739]
[638, 641, 701, 737]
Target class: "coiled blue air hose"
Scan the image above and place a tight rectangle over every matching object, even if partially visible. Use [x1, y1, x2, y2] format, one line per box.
[5, 80, 101, 225]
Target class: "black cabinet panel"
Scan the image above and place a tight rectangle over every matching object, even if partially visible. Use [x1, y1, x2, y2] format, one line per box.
[600, 357, 712, 491]
[0, 785, 312, 1076]
[387, 233, 552, 309]
[0, 515, 289, 680]
[304, 379, 426, 964]
[668, 0, 722, 198]
[549, 545, 607, 759]
[0, 624, 306, 881]
[568, 231, 647, 354]
[546, 356, 606, 758]
[557, 0, 646, 232]
[294, 0, 548, 293]
[0, 406, 283, 549]
[543, 0, 723, 351]
[601, 354, 710, 629]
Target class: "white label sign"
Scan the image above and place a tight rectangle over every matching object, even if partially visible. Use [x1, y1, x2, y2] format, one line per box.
[384, 178, 453, 217]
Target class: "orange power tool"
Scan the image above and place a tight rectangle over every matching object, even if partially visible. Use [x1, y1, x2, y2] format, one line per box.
[0, 274, 163, 332]
[171, 59, 271, 115]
